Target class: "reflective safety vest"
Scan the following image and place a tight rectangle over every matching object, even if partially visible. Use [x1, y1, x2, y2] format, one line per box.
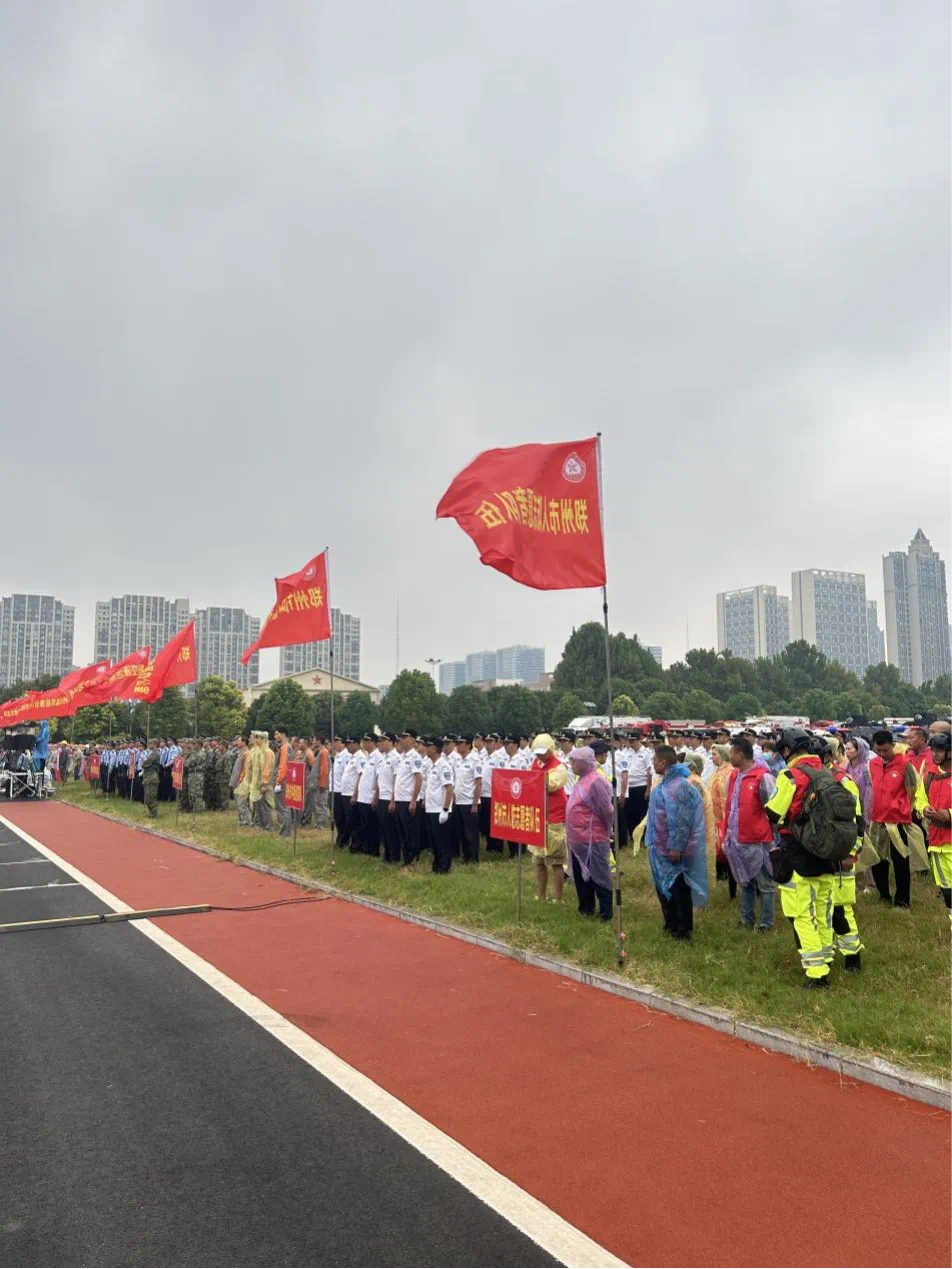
[870, 752, 913, 824]
[724, 763, 774, 844]
[925, 770, 951, 847]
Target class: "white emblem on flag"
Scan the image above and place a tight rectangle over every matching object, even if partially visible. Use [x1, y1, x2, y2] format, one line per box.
[510, 777, 522, 799]
[303, 564, 317, 580]
[562, 453, 585, 483]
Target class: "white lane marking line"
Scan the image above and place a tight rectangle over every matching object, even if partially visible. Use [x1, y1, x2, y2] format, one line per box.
[0, 858, 58, 865]
[0, 814, 625, 1269]
[0, 882, 82, 893]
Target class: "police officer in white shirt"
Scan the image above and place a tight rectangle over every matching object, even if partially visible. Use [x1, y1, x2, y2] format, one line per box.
[340, 738, 363, 850]
[517, 735, 532, 767]
[355, 734, 380, 856]
[392, 730, 425, 867]
[557, 734, 578, 791]
[374, 732, 401, 863]
[423, 737, 455, 874]
[614, 733, 633, 847]
[453, 736, 482, 864]
[624, 728, 654, 837]
[480, 734, 507, 852]
[331, 738, 351, 844]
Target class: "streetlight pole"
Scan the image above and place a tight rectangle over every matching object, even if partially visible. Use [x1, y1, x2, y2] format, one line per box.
[425, 658, 441, 691]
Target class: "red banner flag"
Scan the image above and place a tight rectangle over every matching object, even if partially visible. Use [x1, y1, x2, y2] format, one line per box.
[172, 755, 184, 791]
[436, 438, 606, 590]
[125, 622, 197, 703]
[241, 551, 331, 665]
[74, 646, 151, 707]
[491, 768, 547, 848]
[57, 659, 111, 704]
[284, 761, 306, 812]
[0, 694, 34, 728]
[88, 754, 100, 781]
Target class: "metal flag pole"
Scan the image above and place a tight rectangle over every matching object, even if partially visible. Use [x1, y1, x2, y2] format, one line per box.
[327, 546, 336, 868]
[595, 432, 627, 968]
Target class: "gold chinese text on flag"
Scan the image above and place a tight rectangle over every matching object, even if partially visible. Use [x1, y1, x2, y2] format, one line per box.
[241, 550, 331, 665]
[436, 439, 606, 590]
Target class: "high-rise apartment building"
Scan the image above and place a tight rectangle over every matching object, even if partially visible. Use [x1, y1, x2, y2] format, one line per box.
[866, 600, 886, 668]
[790, 569, 868, 677]
[194, 607, 260, 690]
[95, 595, 190, 664]
[647, 646, 663, 667]
[883, 530, 951, 686]
[439, 661, 467, 694]
[466, 650, 497, 684]
[0, 594, 75, 687]
[716, 585, 790, 660]
[496, 645, 546, 685]
[279, 609, 361, 681]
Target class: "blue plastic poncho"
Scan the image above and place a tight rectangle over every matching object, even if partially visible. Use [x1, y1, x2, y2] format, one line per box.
[646, 763, 709, 905]
[33, 720, 50, 767]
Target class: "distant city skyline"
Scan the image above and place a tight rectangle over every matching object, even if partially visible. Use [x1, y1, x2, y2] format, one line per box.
[438, 644, 546, 694]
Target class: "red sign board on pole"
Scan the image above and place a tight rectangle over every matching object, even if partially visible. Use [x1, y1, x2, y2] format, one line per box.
[172, 756, 184, 791]
[491, 768, 546, 848]
[285, 761, 306, 812]
[88, 754, 100, 781]
[127, 754, 136, 781]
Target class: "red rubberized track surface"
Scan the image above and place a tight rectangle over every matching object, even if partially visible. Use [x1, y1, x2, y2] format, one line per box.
[7, 803, 950, 1268]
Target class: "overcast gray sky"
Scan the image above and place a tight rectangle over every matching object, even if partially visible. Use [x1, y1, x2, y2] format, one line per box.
[2, 0, 949, 685]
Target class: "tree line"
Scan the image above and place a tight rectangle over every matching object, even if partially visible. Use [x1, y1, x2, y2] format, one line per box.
[3, 623, 948, 745]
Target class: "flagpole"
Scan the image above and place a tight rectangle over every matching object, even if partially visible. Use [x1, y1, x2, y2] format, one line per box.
[327, 546, 336, 867]
[595, 432, 626, 969]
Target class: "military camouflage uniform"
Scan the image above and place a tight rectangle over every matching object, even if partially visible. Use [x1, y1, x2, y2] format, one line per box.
[217, 746, 232, 810]
[187, 743, 206, 813]
[179, 744, 192, 812]
[142, 746, 161, 819]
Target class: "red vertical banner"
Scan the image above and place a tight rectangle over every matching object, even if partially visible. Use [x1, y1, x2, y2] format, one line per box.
[490, 768, 546, 848]
[88, 755, 100, 781]
[285, 761, 306, 812]
[172, 756, 184, 791]
[127, 754, 136, 781]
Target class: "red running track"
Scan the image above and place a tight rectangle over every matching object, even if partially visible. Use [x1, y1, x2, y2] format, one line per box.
[5, 802, 950, 1268]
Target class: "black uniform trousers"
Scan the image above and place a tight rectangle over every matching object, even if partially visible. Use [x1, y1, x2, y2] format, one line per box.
[455, 803, 480, 863]
[572, 855, 613, 921]
[378, 802, 402, 862]
[657, 873, 694, 938]
[334, 793, 351, 846]
[871, 826, 913, 907]
[427, 811, 453, 873]
[396, 801, 423, 865]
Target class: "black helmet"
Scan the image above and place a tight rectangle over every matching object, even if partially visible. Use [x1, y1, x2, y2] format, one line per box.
[777, 727, 811, 754]
[928, 730, 951, 752]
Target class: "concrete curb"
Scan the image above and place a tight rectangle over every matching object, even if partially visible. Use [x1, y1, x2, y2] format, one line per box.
[61, 799, 952, 1111]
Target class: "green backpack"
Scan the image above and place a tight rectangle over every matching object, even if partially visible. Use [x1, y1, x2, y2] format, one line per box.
[793, 765, 858, 861]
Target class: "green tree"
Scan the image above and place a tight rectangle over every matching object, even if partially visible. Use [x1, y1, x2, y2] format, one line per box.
[0, 673, 58, 705]
[383, 670, 446, 735]
[148, 686, 191, 738]
[444, 685, 494, 736]
[492, 685, 542, 739]
[551, 623, 661, 702]
[803, 688, 836, 721]
[336, 692, 381, 737]
[644, 691, 682, 719]
[553, 691, 587, 730]
[311, 691, 345, 738]
[612, 694, 638, 715]
[188, 676, 243, 734]
[725, 691, 762, 720]
[681, 689, 723, 721]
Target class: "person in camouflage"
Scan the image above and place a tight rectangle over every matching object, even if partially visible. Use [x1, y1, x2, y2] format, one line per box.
[178, 741, 192, 813]
[217, 742, 233, 810]
[142, 739, 161, 819]
[187, 740, 206, 813]
[203, 740, 219, 810]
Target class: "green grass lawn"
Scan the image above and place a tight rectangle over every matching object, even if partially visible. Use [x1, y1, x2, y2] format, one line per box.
[56, 783, 951, 1079]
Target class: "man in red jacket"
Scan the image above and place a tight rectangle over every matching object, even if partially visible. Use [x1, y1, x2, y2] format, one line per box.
[869, 729, 927, 910]
[722, 735, 777, 931]
[923, 731, 951, 923]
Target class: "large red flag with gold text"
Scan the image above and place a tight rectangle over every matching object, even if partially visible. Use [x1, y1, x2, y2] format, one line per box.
[241, 551, 331, 665]
[125, 621, 197, 703]
[436, 438, 606, 590]
[71, 646, 151, 708]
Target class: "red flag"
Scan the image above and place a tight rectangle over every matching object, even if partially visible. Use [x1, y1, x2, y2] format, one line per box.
[241, 550, 331, 665]
[59, 659, 110, 697]
[436, 438, 606, 590]
[0, 695, 33, 728]
[127, 621, 197, 703]
[74, 646, 151, 706]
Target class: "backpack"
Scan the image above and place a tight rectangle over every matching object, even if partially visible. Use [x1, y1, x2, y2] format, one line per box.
[792, 765, 858, 861]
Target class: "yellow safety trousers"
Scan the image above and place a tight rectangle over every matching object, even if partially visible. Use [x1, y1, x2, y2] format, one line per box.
[778, 872, 835, 979]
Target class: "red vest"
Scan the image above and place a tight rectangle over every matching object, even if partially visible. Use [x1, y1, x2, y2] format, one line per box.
[534, 753, 567, 824]
[870, 752, 913, 824]
[925, 770, 951, 847]
[725, 763, 774, 844]
[908, 749, 930, 776]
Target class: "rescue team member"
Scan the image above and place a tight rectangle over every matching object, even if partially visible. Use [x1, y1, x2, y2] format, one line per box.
[721, 735, 776, 932]
[923, 731, 952, 922]
[765, 729, 836, 989]
[452, 737, 482, 864]
[821, 740, 866, 971]
[869, 728, 928, 910]
[528, 734, 569, 903]
[336, 738, 360, 847]
[481, 734, 508, 852]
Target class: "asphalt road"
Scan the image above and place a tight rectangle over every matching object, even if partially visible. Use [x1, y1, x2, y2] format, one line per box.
[0, 820, 558, 1268]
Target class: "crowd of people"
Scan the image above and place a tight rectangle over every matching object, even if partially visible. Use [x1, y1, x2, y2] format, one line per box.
[21, 712, 952, 987]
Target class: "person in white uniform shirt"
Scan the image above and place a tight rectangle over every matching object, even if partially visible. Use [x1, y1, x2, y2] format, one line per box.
[557, 734, 578, 790]
[355, 734, 379, 856]
[624, 729, 654, 839]
[336, 739, 361, 848]
[453, 736, 482, 863]
[393, 730, 425, 868]
[614, 734, 633, 848]
[424, 736, 456, 874]
[517, 734, 533, 768]
[481, 734, 508, 852]
[374, 732, 401, 864]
